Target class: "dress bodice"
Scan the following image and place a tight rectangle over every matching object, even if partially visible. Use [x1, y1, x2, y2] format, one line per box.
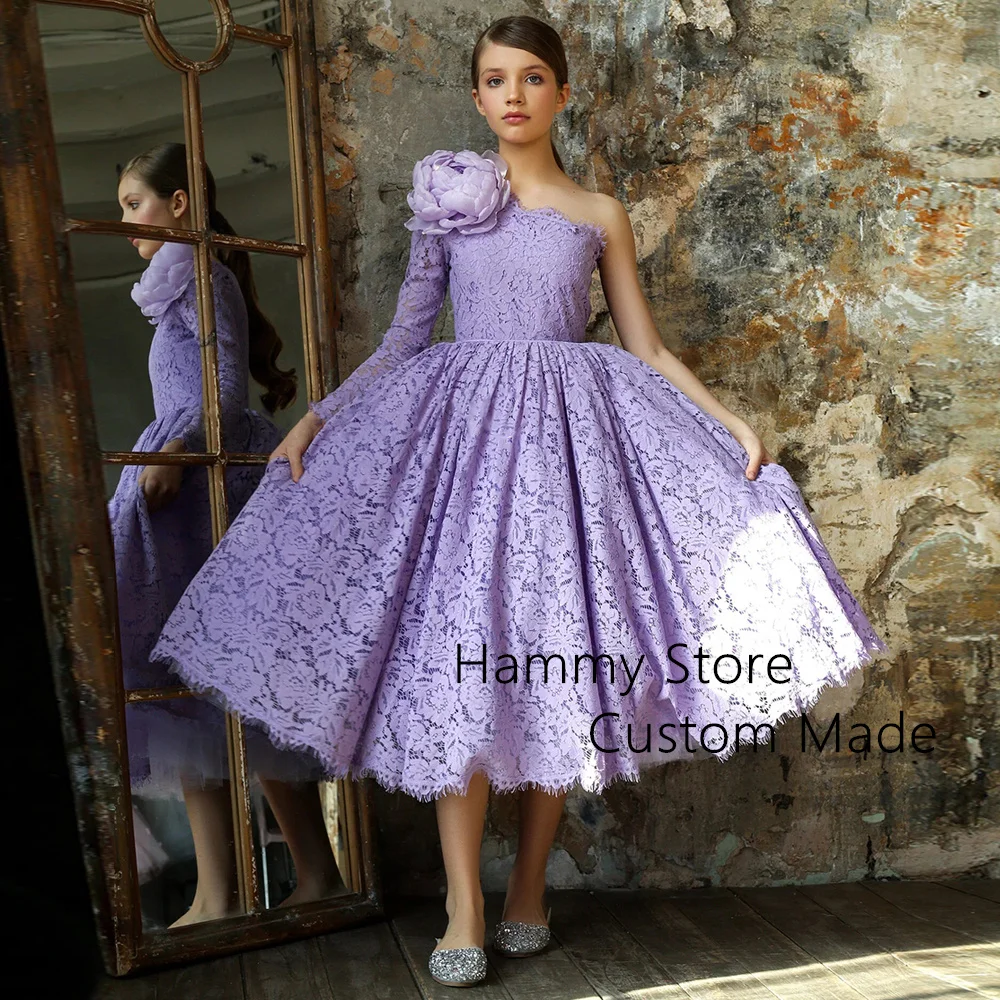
[309, 180, 608, 425]
[146, 263, 251, 420]
[132, 241, 255, 451]
[448, 195, 606, 344]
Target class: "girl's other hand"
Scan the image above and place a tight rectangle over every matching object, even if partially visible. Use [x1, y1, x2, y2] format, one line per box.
[730, 424, 776, 481]
[138, 437, 186, 512]
[269, 411, 325, 483]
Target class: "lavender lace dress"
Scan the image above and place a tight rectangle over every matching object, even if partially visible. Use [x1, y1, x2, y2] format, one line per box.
[110, 240, 318, 794]
[150, 150, 888, 802]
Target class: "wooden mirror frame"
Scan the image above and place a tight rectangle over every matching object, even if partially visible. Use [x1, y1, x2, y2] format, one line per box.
[0, 0, 383, 976]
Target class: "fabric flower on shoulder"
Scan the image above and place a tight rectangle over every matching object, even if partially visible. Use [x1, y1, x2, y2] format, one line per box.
[405, 148, 511, 236]
[131, 240, 196, 322]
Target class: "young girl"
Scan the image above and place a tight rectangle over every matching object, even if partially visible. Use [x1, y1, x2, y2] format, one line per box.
[112, 143, 343, 927]
[150, 16, 887, 983]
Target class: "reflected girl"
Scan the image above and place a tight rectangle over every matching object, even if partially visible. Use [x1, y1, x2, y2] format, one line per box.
[110, 142, 344, 927]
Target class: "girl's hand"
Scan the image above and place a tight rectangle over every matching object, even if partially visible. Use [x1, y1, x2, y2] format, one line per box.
[138, 437, 186, 512]
[269, 411, 325, 483]
[730, 423, 776, 481]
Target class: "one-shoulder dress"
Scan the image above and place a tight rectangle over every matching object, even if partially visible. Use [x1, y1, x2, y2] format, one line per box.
[110, 239, 318, 794]
[149, 151, 888, 802]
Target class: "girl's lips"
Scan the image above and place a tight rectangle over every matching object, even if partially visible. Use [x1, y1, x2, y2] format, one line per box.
[504, 114, 528, 122]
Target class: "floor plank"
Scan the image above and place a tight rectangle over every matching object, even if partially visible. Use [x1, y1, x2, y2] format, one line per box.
[664, 886, 868, 1000]
[596, 889, 782, 999]
[90, 974, 159, 1000]
[86, 881, 1000, 1000]
[800, 882, 1000, 996]
[152, 953, 244, 999]
[941, 880, 1000, 905]
[241, 937, 333, 1000]
[862, 880, 1000, 943]
[313, 921, 424, 999]
[734, 884, 977, 1000]
[549, 889, 696, 999]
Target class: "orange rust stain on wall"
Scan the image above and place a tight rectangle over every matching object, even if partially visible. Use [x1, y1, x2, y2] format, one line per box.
[782, 269, 825, 301]
[325, 118, 359, 160]
[802, 299, 865, 400]
[913, 201, 974, 268]
[687, 302, 864, 406]
[325, 149, 355, 191]
[790, 73, 863, 137]
[742, 114, 817, 154]
[740, 73, 877, 176]
[828, 184, 868, 209]
[407, 21, 441, 77]
[367, 24, 400, 52]
[895, 186, 931, 209]
[316, 43, 358, 191]
[826, 235, 875, 296]
[371, 67, 395, 95]
[881, 151, 925, 180]
[827, 155, 866, 171]
[679, 314, 787, 377]
[894, 187, 975, 270]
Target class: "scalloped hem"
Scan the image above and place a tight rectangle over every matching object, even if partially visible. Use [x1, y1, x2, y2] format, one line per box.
[153, 630, 887, 803]
[701, 633, 888, 763]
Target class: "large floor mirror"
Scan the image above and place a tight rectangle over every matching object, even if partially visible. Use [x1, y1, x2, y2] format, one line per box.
[0, 0, 382, 976]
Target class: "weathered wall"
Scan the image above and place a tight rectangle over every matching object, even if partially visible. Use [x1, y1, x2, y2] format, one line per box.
[313, 0, 1000, 892]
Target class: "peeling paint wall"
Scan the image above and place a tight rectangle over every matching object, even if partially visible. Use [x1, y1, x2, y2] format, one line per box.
[313, 0, 999, 891]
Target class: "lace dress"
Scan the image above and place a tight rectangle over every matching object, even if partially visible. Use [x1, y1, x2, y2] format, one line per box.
[149, 152, 887, 802]
[110, 240, 319, 794]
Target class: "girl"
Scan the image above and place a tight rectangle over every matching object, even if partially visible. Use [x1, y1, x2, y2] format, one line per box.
[150, 16, 887, 983]
[112, 143, 343, 927]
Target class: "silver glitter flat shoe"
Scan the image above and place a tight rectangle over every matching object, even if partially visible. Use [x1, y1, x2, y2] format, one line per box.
[492, 904, 553, 958]
[428, 937, 488, 987]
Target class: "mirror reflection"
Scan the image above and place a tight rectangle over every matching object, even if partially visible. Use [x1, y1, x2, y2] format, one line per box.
[245, 764, 349, 909]
[40, 1, 352, 932]
[129, 691, 239, 928]
[114, 142, 299, 456]
[200, 34, 298, 249]
[242, 249, 309, 433]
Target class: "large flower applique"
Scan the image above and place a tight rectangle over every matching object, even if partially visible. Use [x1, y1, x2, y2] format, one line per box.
[130, 240, 196, 322]
[404, 148, 511, 236]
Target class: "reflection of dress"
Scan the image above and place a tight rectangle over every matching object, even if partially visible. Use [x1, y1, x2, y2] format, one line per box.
[151, 153, 888, 802]
[109, 240, 314, 793]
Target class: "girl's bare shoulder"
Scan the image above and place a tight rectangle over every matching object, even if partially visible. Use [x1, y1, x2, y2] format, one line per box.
[523, 184, 619, 237]
[556, 187, 628, 241]
[587, 191, 630, 239]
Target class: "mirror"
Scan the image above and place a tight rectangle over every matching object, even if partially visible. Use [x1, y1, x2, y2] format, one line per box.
[153, 0, 222, 62]
[0, 0, 382, 974]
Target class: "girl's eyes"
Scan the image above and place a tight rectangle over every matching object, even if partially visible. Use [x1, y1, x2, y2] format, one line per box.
[128, 202, 140, 210]
[486, 73, 543, 86]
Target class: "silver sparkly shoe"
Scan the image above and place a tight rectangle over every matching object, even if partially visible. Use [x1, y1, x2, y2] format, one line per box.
[428, 937, 488, 987]
[492, 904, 553, 958]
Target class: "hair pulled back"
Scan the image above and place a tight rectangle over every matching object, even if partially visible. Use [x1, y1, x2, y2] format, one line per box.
[119, 142, 297, 413]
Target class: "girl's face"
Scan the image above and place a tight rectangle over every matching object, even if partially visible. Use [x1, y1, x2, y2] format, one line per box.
[473, 42, 568, 142]
[117, 173, 190, 260]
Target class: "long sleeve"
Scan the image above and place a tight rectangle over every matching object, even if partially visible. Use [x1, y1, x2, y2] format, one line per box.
[309, 229, 451, 423]
[175, 266, 250, 452]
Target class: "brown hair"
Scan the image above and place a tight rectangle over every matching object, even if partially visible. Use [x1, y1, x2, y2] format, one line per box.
[471, 15, 568, 175]
[118, 142, 297, 413]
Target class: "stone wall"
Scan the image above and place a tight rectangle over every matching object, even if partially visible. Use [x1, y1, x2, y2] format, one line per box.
[313, 0, 999, 891]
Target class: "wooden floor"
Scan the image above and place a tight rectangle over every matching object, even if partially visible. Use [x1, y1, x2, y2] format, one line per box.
[93, 879, 1000, 999]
